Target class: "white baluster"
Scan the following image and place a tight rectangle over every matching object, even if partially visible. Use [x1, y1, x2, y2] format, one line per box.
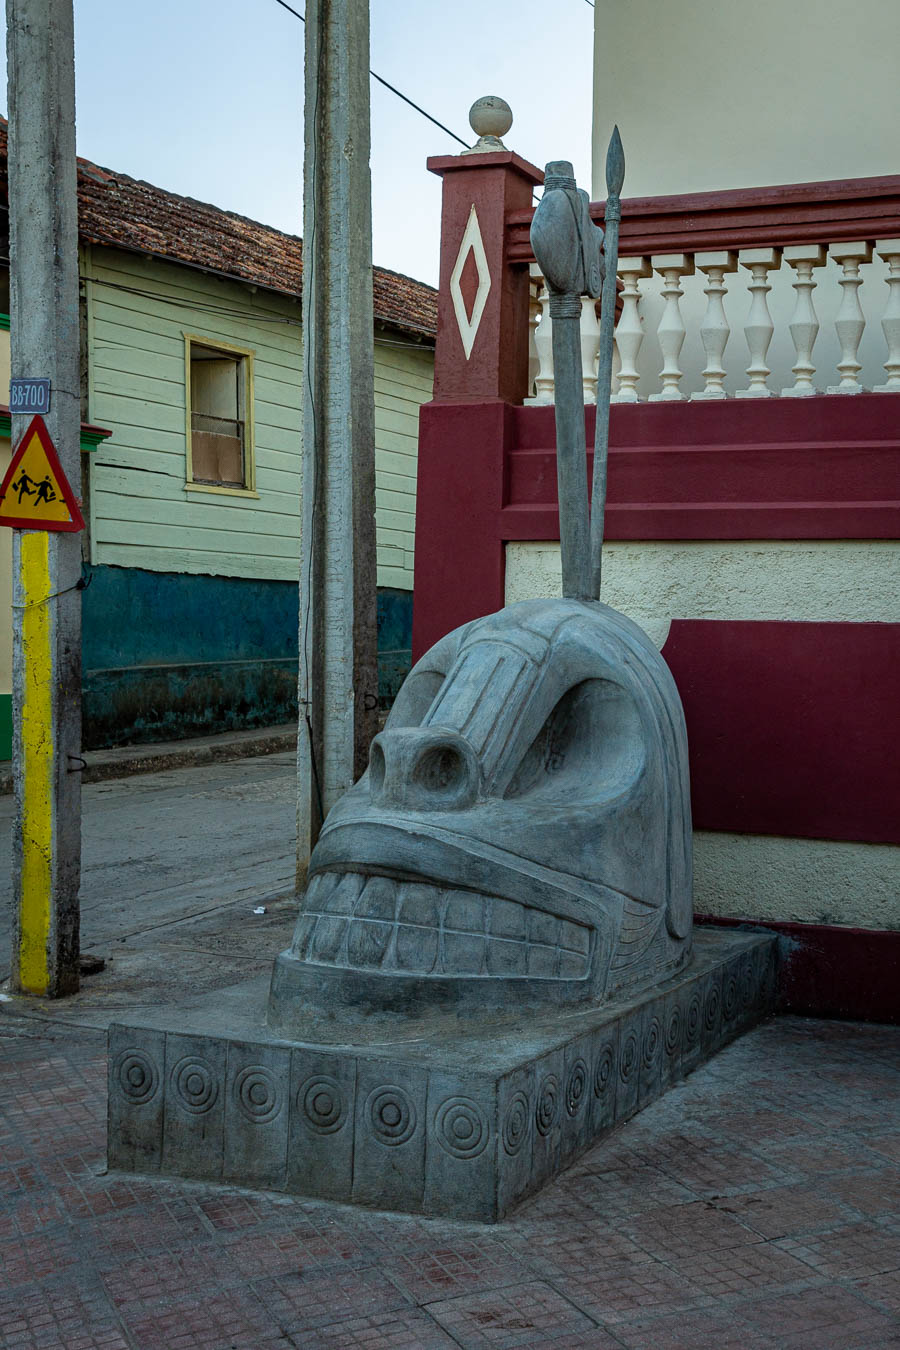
[525, 273, 554, 405]
[735, 247, 781, 398]
[612, 256, 650, 403]
[527, 263, 542, 399]
[826, 240, 873, 394]
[649, 253, 694, 402]
[782, 244, 826, 396]
[692, 250, 737, 400]
[580, 296, 602, 404]
[873, 238, 900, 392]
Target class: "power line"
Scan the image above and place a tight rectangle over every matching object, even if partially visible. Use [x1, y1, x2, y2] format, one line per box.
[271, 0, 471, 150]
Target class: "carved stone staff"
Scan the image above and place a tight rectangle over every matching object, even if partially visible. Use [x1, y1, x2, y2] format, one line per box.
[530, 161, 605, 601]
[590, 126, 625, 599]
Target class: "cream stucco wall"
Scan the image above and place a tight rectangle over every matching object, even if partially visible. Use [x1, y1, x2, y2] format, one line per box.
[505, 540, 900, 644]
[592, 0, 900, 200]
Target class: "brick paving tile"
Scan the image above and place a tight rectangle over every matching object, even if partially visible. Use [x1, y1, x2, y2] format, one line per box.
[661, 1237, 819, 1298]
[425, 1280, 611, 1348]
[619, 1200, 764, 1260]
[98, 1245, 240, 1312]
[867, 1134, 900, 1163]
[604, 1304, 779, 1349]
[383, 1238, 534, 1304]
[777, 1218, 900, 1279]
[250, 1266, 412, 1334]
[759, 1137, 888, 1176]
[502, 1224, 654, 1278]
[0, 1280, 128, 1350]
[556, 1165, 696, 1220]
[852, 1270, 900, 1316]
[123, 1287, 290, 1350]
[553, 1256, 710, 1324]
[825, 1168, 900, 1217]
[711, 1182, 857, 1240]
[296, 1307, 461, 1348]
[739, 1283, 900, 1348]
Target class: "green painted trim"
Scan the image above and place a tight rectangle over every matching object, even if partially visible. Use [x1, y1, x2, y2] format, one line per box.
[0, 693, 11, 761]
[0, 412, 110, 452]
[0, 314, 9, 331]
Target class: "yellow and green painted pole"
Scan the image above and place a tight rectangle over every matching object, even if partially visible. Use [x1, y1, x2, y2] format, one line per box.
[8, 0, 83, 997]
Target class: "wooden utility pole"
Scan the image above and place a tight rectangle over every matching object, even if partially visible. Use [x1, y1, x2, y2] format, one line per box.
[7, 0, 83, 995]
[297, 0, 378, 884]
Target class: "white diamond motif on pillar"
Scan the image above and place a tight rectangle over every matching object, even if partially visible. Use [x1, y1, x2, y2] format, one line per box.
[450, 204, 491, 360]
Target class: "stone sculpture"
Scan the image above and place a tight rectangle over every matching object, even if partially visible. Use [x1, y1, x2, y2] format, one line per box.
[270, 139, 693, 1035]
[269, 598, 692, 1030]
[107, 128, 778, 1222]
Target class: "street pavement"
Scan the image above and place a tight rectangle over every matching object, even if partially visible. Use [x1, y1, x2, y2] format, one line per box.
[0, 755, 899, 1348]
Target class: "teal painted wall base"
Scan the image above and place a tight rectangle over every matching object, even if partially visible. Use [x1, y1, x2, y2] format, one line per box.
[81, 566, 413, 750]
[0, 693, 11, 761]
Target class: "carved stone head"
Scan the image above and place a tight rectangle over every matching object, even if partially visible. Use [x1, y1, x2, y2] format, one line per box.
[269, 599, 692, 1030]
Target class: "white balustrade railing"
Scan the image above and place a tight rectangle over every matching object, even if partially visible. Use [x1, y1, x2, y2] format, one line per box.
[526, 234, 900, 404]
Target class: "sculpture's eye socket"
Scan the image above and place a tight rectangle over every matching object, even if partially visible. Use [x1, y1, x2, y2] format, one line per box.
[387, 669, 445, 730]
[504, 678, 644, 803]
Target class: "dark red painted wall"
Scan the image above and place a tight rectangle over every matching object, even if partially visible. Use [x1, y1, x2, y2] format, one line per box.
[664, 620, 900, 846]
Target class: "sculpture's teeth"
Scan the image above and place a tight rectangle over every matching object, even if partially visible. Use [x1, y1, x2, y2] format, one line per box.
[293, 872, 590, 980]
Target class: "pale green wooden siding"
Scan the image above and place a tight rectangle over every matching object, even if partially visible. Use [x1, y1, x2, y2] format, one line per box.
[85, 245, 433, 588]
[374, 343, 433, 589]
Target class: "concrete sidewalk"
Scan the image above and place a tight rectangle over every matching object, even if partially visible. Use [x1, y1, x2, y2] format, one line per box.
[0, 752, 298, 1011]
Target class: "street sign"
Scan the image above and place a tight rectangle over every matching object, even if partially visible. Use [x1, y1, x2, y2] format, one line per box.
[10, 377, 51, 415]
[0, 414, 85, 531]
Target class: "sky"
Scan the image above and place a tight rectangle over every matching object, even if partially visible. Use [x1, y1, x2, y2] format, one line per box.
[0, 0, 596, 287]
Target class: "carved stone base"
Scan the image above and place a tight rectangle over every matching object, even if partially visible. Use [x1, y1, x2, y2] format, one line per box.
[107, 928, 777, 1222]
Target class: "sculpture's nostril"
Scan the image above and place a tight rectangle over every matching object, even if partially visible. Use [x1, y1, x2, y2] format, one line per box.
[413, 744, 464, 795]
[368, 728, 480, 810]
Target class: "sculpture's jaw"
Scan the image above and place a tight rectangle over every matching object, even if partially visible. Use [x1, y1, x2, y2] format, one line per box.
[292, 868, 592, 981]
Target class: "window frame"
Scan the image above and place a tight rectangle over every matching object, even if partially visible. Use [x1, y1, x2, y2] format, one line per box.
[183, 332, 257, 497]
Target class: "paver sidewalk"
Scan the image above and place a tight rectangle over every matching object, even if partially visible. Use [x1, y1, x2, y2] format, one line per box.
[0, 755, 897, 1347]
[1, 1015, 898, 1349]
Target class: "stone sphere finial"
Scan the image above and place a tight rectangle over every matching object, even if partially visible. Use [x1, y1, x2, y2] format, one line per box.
[465, 96, 513, 154]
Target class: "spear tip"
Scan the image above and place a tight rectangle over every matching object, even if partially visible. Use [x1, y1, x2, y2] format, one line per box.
[606, 125, 625, 197]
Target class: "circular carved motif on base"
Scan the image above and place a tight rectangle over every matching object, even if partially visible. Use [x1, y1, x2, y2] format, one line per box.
[435, 1096, 489, 1160]
[664, 1007, 681, 1058]
[535, 1076, 559, 1136]
[723, 971, 739, 1021]
[366, 1085, 417, 1146]
[114, 1048, 159, 1106]
[593, 1043, 615, 1097]
[234, 1065, 282, 1125]
[738, 953, 756, 1010]
[502, 1091, 530, 1156]
[299, 1074, 345, 1134]
[685, 992, 702, 1046]
[171, 1055, 218, 1115]
[642, 1016, 662, 1069]
[619, 1028, 638, 1082]
[704, 982, 722, 1035]
[565, 1060, 588, 1117]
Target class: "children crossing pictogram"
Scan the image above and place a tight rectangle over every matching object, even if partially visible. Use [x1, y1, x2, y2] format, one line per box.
[0, 414, 85, 530]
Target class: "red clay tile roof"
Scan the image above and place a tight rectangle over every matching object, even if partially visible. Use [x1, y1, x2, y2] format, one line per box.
[0, 120, 436, 342]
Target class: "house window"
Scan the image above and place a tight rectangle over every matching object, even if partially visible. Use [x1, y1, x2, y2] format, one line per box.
[184, 336, 255, 493]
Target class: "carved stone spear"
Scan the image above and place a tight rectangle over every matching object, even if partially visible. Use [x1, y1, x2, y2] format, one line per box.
[590, 126, 625, 599]
[530, 161, 605, 601]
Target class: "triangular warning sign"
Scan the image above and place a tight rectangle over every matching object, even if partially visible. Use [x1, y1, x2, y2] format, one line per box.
[0, 414, 85, 531]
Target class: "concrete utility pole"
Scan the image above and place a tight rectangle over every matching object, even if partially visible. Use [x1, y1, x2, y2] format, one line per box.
[297, 0, 378, 884]
[7, 0, 82, 995]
